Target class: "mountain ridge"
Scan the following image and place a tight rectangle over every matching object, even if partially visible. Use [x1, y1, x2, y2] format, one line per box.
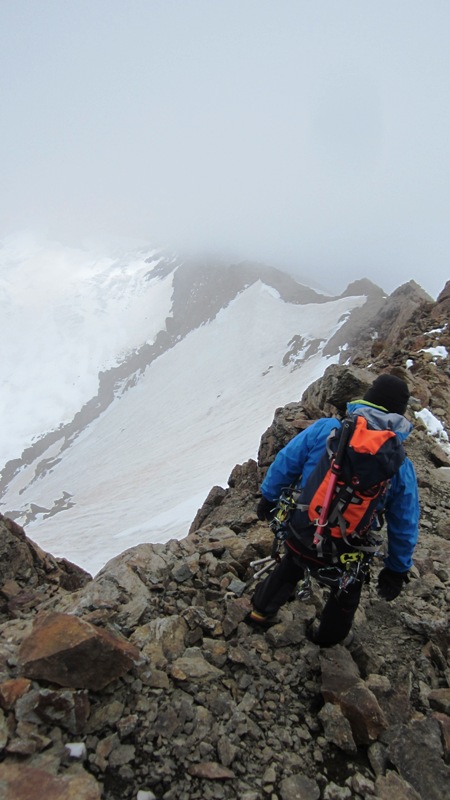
[0, 278, 449, 798]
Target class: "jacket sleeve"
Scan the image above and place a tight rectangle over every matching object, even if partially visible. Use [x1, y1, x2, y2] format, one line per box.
[260, 418, 340, 502]
[384, 457, 420, 572]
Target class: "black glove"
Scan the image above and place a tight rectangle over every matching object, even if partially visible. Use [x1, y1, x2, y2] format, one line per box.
[377, 567, 409, 601]
[256, 495, 276, 521]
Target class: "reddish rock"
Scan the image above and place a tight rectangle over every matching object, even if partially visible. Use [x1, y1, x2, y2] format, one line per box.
[375, 770, 421, 799]
[0, 579, 21, 599]
[188, 761, 235, 779]
[0, 759, 102, 800]
[18, 611, 140, 690]
[0, 678, 32, 710]
[320, 647, 388, 745]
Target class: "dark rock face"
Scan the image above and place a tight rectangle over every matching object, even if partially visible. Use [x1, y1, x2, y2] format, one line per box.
[0, 281, 450, 799]
[0, 515, 91, 623]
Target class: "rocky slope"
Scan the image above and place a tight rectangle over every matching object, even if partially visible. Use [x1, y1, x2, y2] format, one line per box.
[0, 283, 450, 800]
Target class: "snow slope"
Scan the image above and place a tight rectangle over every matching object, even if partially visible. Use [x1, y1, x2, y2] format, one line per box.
[1, 277, 364, 574]
[0, 234, 174, 464]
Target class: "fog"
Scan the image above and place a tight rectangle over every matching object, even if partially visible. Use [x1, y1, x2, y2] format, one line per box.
[1, 1, 449, 298]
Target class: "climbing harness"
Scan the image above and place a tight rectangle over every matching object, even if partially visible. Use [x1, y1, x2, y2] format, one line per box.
[294, 538, 382, 600]
[248, 484, 383, 596]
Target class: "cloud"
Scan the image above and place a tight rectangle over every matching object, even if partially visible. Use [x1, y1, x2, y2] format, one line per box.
[1, 1, 449, 298]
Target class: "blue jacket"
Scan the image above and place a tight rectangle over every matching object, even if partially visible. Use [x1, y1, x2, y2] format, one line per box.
[261, 402, 420, 573]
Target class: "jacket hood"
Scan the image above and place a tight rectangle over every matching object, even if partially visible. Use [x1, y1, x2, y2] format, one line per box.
[346, 401, 413, 442]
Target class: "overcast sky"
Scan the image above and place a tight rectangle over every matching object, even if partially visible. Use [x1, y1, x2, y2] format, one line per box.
[1, 1, 449, 298]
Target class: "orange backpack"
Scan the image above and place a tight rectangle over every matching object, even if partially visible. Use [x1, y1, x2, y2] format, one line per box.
[290, 409, 406, 546]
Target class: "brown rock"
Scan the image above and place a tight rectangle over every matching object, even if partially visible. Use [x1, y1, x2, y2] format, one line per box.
[0, 759, 102, 800]
[18, 611, 139, 690]
[366, 672, 412, 726]
[374, 770, 421, 800]
[0, 580, 21, 599]
[0, 678, 32, 710]
[188, 761, 235, 779]
[170, 648, 223, 683]
[222, 596, 250, 636]
[320, 647, 388, 745]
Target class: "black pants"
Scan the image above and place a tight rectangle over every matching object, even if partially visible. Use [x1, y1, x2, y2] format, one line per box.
[252, 543, 363, 645]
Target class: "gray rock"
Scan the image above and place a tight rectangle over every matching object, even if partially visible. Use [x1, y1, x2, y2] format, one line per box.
[387, 718, 450, 800]
[170, 648, 224, 683]
[280, 773, 320, 800]
[374, 770, 421, 800]
[108, 743, 136, 768]
[318, 702, 357, 754]
[0, 708, 8, 750]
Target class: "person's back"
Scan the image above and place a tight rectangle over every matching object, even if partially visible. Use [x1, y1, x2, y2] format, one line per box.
[248, 374, 420, 645]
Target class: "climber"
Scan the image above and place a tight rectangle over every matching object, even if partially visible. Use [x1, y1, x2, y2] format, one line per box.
[247, 374, 420, 646]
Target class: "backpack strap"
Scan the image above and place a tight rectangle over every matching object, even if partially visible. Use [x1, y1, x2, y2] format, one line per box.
[313, 417, 355, 544]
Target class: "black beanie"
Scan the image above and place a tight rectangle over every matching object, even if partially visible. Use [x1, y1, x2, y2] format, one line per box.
[363, 374, 410, 415]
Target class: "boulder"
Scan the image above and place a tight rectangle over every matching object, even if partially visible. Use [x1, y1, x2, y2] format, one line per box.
[18, 612, 139, 690]
[320, 646, 388, 745]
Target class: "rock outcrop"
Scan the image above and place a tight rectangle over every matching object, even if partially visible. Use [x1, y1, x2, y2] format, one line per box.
[0, 282, 450, 800]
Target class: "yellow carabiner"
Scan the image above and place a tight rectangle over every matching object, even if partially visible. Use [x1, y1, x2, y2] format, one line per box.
[340, 551, 364, 565]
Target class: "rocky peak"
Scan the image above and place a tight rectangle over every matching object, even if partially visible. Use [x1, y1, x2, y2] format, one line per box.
[339, 278, 386, 299]
[433, 279, 450, 316]
[390, 279, 432, 302]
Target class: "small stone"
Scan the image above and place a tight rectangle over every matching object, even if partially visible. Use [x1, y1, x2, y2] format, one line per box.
[108, 743, 136, 768]
[65, 742, 87, 759]
[323, 783, 352, 800]
[172, 564, 193, 583]
[170, 649, 223, 683]
[116, 713, 138, 737]
[428, 688, 450, 715]
[188, 761, 235, 779]
[263, 765, 277, 784]
[226, 578, 247, 596]
[217, 735, 238, 767]
[351, 772, 375, 796]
